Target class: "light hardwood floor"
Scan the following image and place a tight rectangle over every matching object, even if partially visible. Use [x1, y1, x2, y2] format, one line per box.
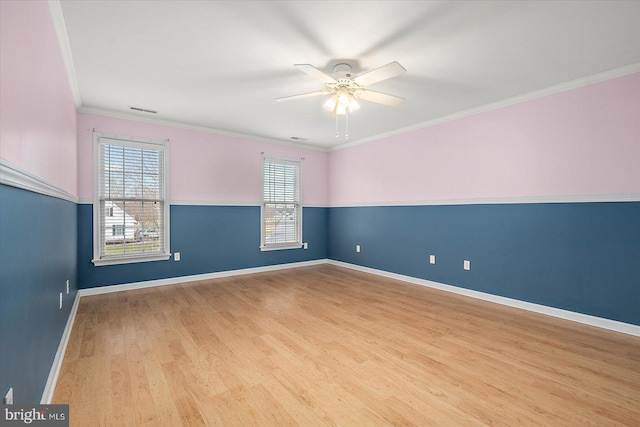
[53, 265, 640, 426]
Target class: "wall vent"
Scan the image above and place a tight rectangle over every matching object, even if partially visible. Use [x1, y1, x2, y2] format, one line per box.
[130, 107, 157, 114]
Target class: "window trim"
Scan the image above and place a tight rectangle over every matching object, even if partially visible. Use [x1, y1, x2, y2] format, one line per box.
[260, 156, 303, 251]
[92, 132, 171, 266]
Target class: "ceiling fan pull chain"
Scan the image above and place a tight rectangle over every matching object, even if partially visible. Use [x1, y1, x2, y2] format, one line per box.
[335, 113, 339, 138]
[345, 109, 349, 139]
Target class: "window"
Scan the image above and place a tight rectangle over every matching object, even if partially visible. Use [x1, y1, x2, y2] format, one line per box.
[261, 157, 302, 250]
[92, 133, 170, 266]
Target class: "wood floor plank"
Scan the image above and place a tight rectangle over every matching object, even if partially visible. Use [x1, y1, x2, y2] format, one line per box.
[53, 265, 640, 426]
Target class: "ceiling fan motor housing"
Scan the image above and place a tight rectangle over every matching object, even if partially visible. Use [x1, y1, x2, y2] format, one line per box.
[330, 63, 362, 94]
[332, 63, 353, 79]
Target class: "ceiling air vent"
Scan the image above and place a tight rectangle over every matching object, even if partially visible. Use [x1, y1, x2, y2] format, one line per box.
[130, 106, 157, 114]
[290, 137, 308, 142]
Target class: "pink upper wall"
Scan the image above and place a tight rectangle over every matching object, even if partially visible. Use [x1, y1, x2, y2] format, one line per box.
[77, 113, 329, 205]
[78, 73, 638, 207]
[0, 0, 77, 196]
[329, 72, 640, 205]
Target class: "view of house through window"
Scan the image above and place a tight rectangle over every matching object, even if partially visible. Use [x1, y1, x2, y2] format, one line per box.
[94, 134, 169, 264]
[261, 157, 302, 250]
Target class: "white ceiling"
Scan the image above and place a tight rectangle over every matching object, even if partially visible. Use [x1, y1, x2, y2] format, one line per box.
[57, 0, 640, 149]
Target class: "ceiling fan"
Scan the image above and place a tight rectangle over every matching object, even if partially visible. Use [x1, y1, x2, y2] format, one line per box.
[275, 61, 407, 115]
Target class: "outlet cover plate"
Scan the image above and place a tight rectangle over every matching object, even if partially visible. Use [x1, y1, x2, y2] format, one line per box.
[429, 255, 436, 264]
[464, 260, 471, 270]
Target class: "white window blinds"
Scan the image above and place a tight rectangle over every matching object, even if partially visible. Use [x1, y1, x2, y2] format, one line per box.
[93, 134, 170, 265]
[261, 158, 302, 250]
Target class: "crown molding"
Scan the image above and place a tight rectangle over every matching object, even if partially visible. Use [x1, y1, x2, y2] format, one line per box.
[0, 159, 78, 203]
[80, 62, 640, 153]
[48, 0, 82, 109]
[78, 106, 330, 152]
[331, 62, 640, 151]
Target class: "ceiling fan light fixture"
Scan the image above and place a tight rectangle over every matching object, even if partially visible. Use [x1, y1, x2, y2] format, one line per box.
[323, 94, 338, 112]
[325, 89, 359, 115]
[337, 90, 350, 107]
[349, 98, 360, 113]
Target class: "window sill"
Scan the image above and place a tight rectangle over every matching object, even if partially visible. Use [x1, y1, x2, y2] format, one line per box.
[92, 253, 171, 266]
[260, 244, 303, 252]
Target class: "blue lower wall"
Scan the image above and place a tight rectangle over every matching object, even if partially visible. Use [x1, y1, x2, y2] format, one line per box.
[78, 205, 328, 288]
[328, 202, 640, 326]
[0, 184, 78, 403]
[76, 201, 640, 325]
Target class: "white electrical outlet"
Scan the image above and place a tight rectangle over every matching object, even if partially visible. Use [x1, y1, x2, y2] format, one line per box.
[303, 242, 308, 249]
[430, 255, 436, 264]
[464, 260, 471, 270]
[66, 280, 70, 294]
[356, 245, 361, 253]
[59, 292, 63, 309]
[174, 252, 180, 261]
[4, 387, 13, 405]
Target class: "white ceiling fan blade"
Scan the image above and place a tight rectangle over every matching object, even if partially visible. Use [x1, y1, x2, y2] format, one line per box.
[354, 89, 405, 107]
[354, 61, 406, 86]
[275, 90, 331, 102]
[294, 64, 337, 84]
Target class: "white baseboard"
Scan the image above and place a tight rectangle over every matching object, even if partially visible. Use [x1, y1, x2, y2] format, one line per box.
[327, 260, 640, 337]
[78, 259, 328, 296]
[41, 292, 80, 404]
